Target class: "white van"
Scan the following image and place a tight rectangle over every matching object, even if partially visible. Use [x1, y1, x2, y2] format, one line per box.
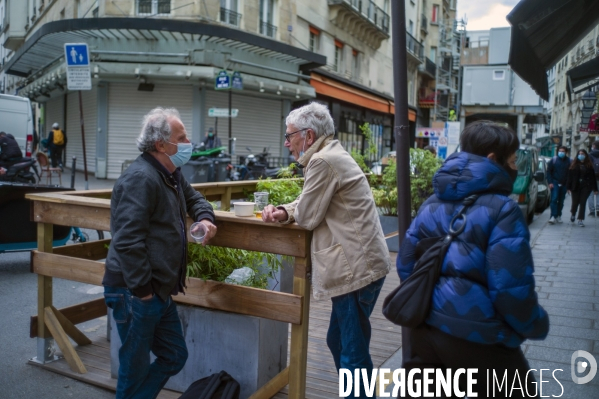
[0, 94, 35, 157]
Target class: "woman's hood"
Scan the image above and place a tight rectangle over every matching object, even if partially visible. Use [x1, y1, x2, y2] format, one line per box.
[433, 152, 514, 201]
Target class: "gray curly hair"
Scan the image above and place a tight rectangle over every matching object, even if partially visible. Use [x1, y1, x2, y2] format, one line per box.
[286, 102, 335, 139]
[136, 107, 181, 152]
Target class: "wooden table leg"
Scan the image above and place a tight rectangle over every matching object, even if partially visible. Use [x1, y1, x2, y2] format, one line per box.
[288, 256, 311, 399]
[36, 223, 55, 363]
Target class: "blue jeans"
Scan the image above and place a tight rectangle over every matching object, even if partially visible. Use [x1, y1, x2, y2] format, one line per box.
[104, 287, 188, 399]
[327, 277, 385, 399]
[550, 184, 567, 217]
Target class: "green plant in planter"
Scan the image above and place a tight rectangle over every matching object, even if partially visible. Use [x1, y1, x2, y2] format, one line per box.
[350, 123, 378, 174]
[254, 165, 304, 206]
[187, 243, 281, 289]
[370, 149, 442, 216]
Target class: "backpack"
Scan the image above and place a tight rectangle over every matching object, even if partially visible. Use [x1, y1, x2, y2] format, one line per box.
[382, 195, 479, 328]
[53, 129, 64, 145]
[179, 371, 240, 399]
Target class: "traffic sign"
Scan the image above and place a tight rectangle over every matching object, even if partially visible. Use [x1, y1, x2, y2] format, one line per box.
[208, 108, 238, 118]
[232, 71, 243, 90]
[215, 70, 231, 90]
[64, 43, 90, 66]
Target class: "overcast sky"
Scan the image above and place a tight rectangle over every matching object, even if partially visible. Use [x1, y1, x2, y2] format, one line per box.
[456, 0, 520, 31]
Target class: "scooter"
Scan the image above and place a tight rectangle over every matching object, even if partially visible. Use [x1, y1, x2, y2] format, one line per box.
[242, 147, 281, 180]
[0, 157, 39, 183]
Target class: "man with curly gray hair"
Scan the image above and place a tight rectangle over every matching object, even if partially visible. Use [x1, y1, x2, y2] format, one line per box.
[262, 102, 391, 398]
[103, 107, 216, 398]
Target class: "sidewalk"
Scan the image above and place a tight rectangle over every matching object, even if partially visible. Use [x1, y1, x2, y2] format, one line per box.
[379, 195, 599, 398]
[60, 168, 117, 191]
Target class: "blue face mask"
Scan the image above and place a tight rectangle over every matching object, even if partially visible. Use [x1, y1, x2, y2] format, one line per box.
[167, 142, 192, 168]
[558, 152, 566, 158]
[578, 154, 586, 162]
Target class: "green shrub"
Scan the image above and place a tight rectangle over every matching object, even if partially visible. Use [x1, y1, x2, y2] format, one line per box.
[187, 243, 282, 289]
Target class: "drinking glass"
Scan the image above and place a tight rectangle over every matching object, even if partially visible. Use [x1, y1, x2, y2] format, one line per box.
[190, 222, 207, 243]
[254, 192, 269, 218]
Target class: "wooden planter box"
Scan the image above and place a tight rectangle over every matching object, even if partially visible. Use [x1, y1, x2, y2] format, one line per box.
[26, 183, 313, 399]
[379, 215, 400, 252]
[109, 260, 295, 398]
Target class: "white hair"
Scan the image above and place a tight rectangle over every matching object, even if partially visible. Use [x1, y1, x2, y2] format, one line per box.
[286, 102, 335, 139]
[136, 107, 181, 152]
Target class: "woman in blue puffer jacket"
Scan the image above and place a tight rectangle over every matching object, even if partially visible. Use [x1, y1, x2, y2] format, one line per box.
[397, 121, 549, 397]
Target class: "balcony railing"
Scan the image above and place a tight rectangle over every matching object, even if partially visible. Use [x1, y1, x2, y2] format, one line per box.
[421, 14, 428, 33]
[220, 7, 242, 27]
[425, 57, 436, 76]
[419, 88, 437, 108]
[334, 0, 389, 34]
[260, 21, 277, 38]
[406, 32, 424, 60]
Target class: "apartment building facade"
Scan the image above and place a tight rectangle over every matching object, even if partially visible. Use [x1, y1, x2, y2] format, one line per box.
[550, 24, 599, 154]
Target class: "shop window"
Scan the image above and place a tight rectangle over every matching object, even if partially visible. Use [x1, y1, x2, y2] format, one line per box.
[137, 0, 171, 15]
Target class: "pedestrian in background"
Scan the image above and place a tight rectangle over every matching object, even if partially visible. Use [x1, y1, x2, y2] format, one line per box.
[261, 102, 390, 399]
[397, 121, 548, 397]
[47, 122, 67, 169]
[547, 145, 571, 224]
[586, 141, 599, 216]
[567, 149, 599, 227]
[103, 107, 217, 398]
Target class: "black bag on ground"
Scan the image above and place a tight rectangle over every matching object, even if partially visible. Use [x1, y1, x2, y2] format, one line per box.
[178, 370, 240, 399]
[382, 195, 478, 328]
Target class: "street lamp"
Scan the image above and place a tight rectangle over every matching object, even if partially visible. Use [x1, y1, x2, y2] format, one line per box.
[582, 90, 597, 109]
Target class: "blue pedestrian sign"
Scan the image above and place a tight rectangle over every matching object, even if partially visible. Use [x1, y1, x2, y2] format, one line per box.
[215, 70, 231, 90]
[64, 43, 90, 66]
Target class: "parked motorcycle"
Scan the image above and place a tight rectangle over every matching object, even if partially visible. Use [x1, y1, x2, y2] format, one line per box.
[241, 147, 281, 180]
[0, 157, 39, 183]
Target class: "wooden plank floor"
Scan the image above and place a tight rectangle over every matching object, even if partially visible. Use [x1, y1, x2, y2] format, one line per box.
[29, 254, 402, 399]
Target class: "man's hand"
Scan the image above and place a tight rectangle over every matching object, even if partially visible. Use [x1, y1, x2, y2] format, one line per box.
[0, 167, 6, 175]
[262, 205, 288, 223]
[199, 219, 217, 246]
[549, 183, 554, 190]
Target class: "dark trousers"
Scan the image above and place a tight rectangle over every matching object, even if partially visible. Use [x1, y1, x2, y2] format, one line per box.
[549, 184, 567, 217]
[50, 145, 64, 167]
[402, 324, 536, 398]
[105, 287, 188, 399]
[327, 277, 385, 399]
[571, 186, 593, 220]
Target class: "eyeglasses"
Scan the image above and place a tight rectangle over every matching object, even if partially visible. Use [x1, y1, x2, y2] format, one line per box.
[284, 129, 307, 142]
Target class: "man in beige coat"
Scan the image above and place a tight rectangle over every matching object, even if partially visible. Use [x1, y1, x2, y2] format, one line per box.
[262, 102, 390, 397]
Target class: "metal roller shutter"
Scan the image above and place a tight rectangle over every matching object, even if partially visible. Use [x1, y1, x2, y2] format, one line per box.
[66, 88, 97, 173]
[205, 91, 283, 159]
[106, 83, 192, 179]
[44, 96, 64, 140]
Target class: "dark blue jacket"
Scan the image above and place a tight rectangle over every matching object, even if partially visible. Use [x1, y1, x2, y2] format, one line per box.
[397, 152, 549, 348]
[547, 155, 571, 186]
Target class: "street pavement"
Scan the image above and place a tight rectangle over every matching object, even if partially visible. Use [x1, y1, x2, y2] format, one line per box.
[2, 171, 598, 397]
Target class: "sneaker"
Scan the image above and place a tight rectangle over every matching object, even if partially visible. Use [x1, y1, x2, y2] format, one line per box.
[556, 216, 563, 223]
[578, 220, 585, 227]
[570, 215, 576, 223]
[548, 216, 556, 224]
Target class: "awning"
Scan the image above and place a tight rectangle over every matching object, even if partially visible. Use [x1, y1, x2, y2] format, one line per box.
[566, 57, 599, 96]
[4, 18, 326, 78]
[507, 0, 599, 101]
[310, 70, 417, 121]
